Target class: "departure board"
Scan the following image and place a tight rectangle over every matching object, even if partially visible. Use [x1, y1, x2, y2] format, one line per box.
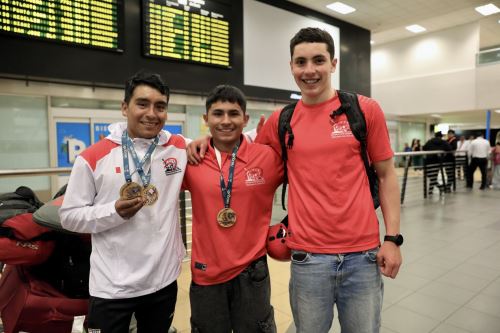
[0, 0, 123, 51]
[143, 0, 230, 68]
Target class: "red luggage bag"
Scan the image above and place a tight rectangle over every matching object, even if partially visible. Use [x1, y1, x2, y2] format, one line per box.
[0, 265, 88, 333]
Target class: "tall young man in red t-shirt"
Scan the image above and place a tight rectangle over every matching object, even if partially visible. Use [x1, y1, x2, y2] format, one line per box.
[253, 27, 402, 333]
[182, 85, 282, 332]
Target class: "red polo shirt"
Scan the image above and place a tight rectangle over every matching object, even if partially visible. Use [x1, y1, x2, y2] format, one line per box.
[255, 94, 393, 254]
[183, 138, 282, 285]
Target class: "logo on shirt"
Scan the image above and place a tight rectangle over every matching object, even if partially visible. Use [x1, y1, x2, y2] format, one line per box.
[330, 120, 353, 139]
[162, 157, 182, 176]
[245, 167, 266, 186]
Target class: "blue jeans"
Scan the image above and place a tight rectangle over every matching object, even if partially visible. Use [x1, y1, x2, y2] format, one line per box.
[290, 248, 383, 333]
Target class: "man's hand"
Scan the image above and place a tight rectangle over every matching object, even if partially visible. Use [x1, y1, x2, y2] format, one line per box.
[256, 114, 266, 134]
[115, 197, 144, 220]
[376, 242, 402, 279]
[186, 135, 210, 165]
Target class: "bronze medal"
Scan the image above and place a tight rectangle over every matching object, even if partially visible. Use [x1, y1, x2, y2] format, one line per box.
[217, 208, 237, 228]
[142, 184, 158, 206]
[119, 182, 143, 200]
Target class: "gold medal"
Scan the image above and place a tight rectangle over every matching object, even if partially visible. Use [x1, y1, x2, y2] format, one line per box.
[119, 182, 143, 200]
[142, 184, 158, 206]
[217, 208, 237, 228]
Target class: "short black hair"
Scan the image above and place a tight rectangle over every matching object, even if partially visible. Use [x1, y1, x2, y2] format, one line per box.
[124, 71, 170, 104]
[448, 129, 455, 135]
[205, 85, 246, 113]
[435, 131, 443, 138]
[290, 27, 335, 60]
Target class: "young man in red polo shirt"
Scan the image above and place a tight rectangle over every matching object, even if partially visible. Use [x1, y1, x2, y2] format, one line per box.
[182, 85, 282, 332]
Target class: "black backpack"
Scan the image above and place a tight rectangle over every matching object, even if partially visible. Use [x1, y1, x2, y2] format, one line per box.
[0, 186, 44, 226]
[278, 90, 380, 210]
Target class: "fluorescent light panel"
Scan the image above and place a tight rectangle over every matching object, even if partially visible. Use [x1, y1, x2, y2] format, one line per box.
[475, 3, 500, 16]
[406, 24, 426, 33]
[326, 2, 356, 15]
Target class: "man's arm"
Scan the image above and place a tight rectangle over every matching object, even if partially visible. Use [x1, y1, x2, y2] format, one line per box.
[59, 157, 142, 234]
[373, 158, 402, 279]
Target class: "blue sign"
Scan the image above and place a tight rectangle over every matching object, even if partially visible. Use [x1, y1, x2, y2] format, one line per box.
[164, 124, 182, 135]
[94, 123, 111, 142]
[56, 122, 91, 167]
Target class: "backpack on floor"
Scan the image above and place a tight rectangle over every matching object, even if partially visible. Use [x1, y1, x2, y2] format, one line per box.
[278, 90, 380, 210]
[31, 192, 92, 299]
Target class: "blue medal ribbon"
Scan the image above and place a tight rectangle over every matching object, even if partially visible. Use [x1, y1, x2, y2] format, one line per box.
[219, 144, 239, 209]
[121, 131, 159, 186]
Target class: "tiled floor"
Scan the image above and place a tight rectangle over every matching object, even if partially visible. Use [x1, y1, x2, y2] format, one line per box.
[172, 187, 500, 333]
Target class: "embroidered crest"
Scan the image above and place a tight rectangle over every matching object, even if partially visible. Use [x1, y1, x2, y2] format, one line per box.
[330, 120, 353, 139]
[162, 157, 182, 175]
[245, 167, 266, 186]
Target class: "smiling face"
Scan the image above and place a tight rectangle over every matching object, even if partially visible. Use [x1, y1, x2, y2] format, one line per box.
[121, 84, 168, 139]
[204, 101, 249, 153]
[290, 42, 337, 105]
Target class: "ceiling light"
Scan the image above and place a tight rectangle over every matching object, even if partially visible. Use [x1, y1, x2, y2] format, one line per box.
[406, 24, 426, 33]
[430, 114, 442, 118]
[370, 40, 375, 45]
[326, 2, 356, 14]
[475, 3, 500, 16]
[495, 110, 500, 114]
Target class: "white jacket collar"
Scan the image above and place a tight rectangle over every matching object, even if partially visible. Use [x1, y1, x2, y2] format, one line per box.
[106, 122, 171, 146]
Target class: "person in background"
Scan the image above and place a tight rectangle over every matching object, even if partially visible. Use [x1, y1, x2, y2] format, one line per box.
[412, 138, 423, 171]
[467, 132, 492, 190]
[60, 71, 186, 333]
[183, 85, 282, 332]
[423, 131, 452, 194]
[444, 129, 457, 192]
[491, 142, 500, 190]
[456, 135, 471, 180]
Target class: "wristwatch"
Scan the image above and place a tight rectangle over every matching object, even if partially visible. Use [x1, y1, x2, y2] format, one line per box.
[384, 234, 404, 246]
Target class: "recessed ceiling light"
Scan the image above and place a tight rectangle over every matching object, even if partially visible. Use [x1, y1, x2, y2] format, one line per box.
[430, 114, 442, 118]
[326, 2, 356, 15]
[475, 3, 500, 16]
[406, 24, 426, 33]
[495, 109, 500, 114]
[370, 40, 375, 45]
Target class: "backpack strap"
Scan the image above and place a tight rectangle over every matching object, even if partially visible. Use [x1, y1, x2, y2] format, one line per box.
[336, 90, 380, 208]
[278, 102, 297, 210]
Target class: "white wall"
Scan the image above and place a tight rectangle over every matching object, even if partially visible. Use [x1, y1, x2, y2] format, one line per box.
[371, 22, 500, 115]
[243, 0, 340, 92]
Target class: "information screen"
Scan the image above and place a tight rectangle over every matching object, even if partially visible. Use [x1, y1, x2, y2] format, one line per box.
[143, 0, 230, 68]
[0, 0, 123, 51]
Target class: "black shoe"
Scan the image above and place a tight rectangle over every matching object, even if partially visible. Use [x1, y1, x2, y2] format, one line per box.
[479, 186, 486, 190]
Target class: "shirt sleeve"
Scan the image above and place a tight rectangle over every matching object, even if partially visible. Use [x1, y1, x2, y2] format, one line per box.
[59, 156, 127, 234]
[362, 97, 394, 162]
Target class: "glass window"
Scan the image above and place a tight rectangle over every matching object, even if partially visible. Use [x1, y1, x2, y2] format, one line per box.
[0, 95, 50, 195]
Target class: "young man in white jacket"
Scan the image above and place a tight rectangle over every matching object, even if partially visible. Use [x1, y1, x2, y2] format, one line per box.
[60, 71, 186, 333]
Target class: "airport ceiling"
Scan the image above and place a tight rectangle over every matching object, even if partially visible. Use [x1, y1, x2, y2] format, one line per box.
[287, 0, 500, 49]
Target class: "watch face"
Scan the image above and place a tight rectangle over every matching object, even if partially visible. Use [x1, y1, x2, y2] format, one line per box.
[395, 234, 404, 245]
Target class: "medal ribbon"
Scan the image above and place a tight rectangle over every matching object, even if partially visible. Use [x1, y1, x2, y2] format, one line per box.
[219, 144, 239, 209]
[121, 131, 159, 186]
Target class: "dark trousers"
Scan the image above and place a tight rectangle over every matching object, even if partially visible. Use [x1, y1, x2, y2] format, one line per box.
[87, 281, 177, 333]
[467, 157, 488, 188]
[189, 256, 276, 333]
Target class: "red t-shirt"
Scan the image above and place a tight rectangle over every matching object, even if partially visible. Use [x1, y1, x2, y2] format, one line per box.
[183, 139, 283, 285]
[255, 93, 393, 253]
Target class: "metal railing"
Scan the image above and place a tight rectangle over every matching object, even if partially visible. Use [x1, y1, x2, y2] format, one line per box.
[0, 152, 470, 259]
